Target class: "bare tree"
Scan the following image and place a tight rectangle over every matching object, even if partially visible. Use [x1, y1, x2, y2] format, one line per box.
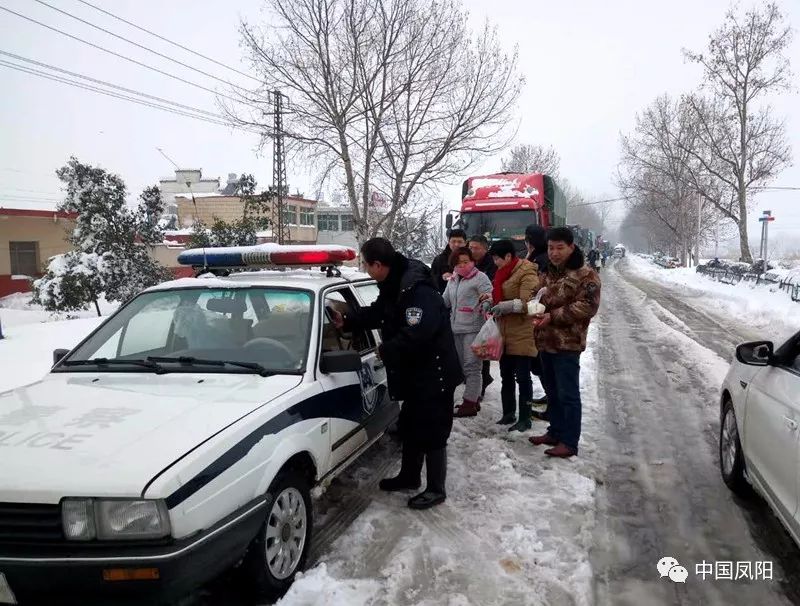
[618, 95, 719, 265]
[680, 2, 793, 262]
[500, 144, 561, 177]
[228, 0, 523, 246]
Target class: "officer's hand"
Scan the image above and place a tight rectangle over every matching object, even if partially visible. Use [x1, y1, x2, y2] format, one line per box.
[532, 313, 551, 328]
[442, 272, 453, 282]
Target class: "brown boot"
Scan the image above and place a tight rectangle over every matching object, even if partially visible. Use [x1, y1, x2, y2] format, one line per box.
[544, 443, 577, 458]
[454, 399, 479, 418]
[529, 433, 558, 446]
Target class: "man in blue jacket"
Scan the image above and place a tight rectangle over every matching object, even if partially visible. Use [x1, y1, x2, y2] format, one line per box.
[335, 238, 463, 509]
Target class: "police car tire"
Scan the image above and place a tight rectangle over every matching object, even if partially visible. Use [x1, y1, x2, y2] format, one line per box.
[243, 469, 314, 598]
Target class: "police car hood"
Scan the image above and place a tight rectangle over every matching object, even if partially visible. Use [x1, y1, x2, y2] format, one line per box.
[0, 372, 301, 503]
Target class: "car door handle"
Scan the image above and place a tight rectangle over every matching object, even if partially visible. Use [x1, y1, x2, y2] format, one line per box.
[783, 417, 798, 431]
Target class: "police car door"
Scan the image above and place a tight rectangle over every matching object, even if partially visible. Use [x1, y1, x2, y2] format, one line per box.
[319, 286, 385, 469]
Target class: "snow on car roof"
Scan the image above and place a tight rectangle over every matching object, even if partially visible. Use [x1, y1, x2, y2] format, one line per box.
[147, 266, 372, 293]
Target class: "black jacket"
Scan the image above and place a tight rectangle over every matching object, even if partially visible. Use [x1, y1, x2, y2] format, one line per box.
[430, 246, 453, 294]
[345, 253, 463, 448]
[475, 253, 497, 281]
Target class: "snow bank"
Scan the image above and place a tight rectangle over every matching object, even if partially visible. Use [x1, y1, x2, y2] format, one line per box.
[276, 564, 382, 605]
[0, 315, 103, 392]
[626, 255, 800, 342]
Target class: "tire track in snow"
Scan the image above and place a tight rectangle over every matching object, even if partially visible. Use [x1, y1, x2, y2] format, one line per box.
[592, 262, 794, 606]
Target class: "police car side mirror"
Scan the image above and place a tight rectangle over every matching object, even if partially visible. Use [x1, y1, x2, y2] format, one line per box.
[53, 348, 70, 366]
[320, 350, 362, 374]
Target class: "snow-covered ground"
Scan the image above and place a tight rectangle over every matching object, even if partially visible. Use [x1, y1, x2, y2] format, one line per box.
[0, 293, 115, 392]
[280, 328, 602, 606]
[625, 254, 800, 343]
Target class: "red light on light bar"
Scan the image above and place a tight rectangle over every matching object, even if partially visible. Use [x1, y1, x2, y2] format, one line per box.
[269, 249, 357, 265]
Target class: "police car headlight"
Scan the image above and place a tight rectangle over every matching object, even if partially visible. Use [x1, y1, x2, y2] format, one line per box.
[62, 498, 171, 541]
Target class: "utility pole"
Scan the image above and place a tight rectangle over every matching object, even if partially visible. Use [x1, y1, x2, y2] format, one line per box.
[272, 90, 289, 244]
[758, 210, 775, 264]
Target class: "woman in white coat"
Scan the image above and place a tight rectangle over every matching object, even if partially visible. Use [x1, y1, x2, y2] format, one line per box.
[442, 247, 493, 417]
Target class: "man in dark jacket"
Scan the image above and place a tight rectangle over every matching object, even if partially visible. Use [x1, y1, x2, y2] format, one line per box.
[525, 224, 549, 274]
[336, 238, 463, 509]
[469, 234, 496, 402]
[431, 228, 467, 293]
[469, 234, 496, 281]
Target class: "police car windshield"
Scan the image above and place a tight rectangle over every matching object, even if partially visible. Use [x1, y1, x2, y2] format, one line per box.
[60, 287, 313, 374]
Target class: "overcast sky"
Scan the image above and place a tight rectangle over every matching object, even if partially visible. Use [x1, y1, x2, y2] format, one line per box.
[1, 0, 798, 247]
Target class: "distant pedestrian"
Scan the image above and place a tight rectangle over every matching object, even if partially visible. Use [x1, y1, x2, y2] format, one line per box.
[335, 238, 463, 508]
[587, 248, 599, 271]
[442, 247, 493, 418]
[469, 234, 496, 401]
[479, 239, 539, 432]
[431, 229, 467, 294]
[529, 227, 601, 458]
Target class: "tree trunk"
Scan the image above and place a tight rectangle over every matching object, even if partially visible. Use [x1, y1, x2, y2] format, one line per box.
[736, 189, 753, 263]
[93, 298, 101, 317]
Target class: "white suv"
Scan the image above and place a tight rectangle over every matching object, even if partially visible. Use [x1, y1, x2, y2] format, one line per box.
[0, 245, 398, 604]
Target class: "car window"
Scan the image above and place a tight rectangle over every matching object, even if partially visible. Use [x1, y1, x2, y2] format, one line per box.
[65, 287, 313, 373]
[354, 283, 379, 306]
[321, 288, 374, 354]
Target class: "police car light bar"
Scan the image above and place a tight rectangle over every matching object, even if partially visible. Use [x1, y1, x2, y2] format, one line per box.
[177, 244, 357, 268]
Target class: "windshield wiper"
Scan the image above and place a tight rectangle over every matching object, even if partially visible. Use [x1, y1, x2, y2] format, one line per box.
[146, 356, 273, 377]
[61, 357, 166, 373]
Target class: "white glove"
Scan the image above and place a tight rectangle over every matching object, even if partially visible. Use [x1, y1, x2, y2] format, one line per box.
[490, 299, 523, 316]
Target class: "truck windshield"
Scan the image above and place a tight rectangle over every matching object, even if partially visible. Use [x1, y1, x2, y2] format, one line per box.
[58, 287, 313, 374]
[460, 210, 536, 243]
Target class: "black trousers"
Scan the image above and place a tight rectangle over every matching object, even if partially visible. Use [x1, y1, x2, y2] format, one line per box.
[398, 387, 456, 451]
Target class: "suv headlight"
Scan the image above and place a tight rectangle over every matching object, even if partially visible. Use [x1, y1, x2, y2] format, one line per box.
[61, 498, 171, 541]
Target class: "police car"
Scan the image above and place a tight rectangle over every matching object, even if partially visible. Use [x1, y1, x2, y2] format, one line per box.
[0, 244, 399, 604]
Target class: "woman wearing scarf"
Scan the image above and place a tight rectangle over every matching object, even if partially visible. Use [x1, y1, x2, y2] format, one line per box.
[442, 247, 493, 418]
[479, 239, 540, 432]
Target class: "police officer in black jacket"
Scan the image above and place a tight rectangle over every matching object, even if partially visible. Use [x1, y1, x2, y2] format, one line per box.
[335, 238, 463, 509]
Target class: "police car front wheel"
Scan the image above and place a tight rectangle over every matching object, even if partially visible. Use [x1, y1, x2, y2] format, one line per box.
[243, 469, 313, 598]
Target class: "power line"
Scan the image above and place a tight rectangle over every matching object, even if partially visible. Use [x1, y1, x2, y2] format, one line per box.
[570, 197, 627, 208]
[33, 0, 248, 92]
[0, 50, 228, 121]
[0, 4, 242, 105]
[74, 0, 261, 84]
[0, 59, 253, 130]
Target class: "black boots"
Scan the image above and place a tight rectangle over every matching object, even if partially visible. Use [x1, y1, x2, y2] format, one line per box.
[496, 413, 516, 425]
[508, 401, 532, 432]
[379, 444, 423, 491]
[408, 448, 447, 510]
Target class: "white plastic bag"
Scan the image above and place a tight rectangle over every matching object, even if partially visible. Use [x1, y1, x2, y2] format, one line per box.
[470, 317, 503, 360]
[527, 287, 548, 316]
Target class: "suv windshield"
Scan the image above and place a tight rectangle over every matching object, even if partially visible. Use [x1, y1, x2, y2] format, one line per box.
[60, 287, 313, 374]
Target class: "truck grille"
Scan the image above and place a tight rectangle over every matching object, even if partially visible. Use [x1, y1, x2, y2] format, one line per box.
[0, 502, 63, 544]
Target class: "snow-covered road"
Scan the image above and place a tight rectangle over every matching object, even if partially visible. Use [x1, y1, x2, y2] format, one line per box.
[591, 259, 799, 606]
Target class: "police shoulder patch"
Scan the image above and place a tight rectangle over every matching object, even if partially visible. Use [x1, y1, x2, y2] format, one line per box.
[405, 306, 423, 326]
